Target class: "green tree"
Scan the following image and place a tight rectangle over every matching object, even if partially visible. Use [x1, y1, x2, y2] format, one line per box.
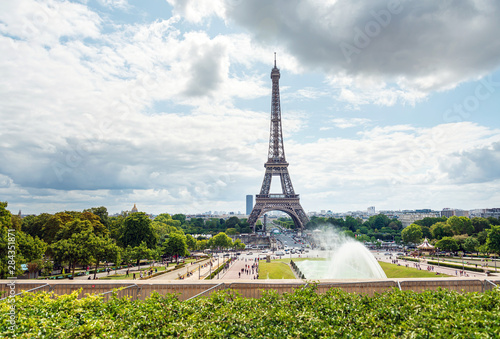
[172, 214, 186, 224]
[55, 219, 93, 241]
[83, 206, 110, 227]
[463, 237, 480, 254]
[487, 217, 500, 226]
[365, 214, 390, 230]
[17, 232, 47, 263]
[211, 232, 233, 251]
[447, 216, 474, 236]
[345, 216, 361, 232]
[121, 212, 157, 249]
[435, 236, 459, 253]
[89, 236, 121, 279]
[1, 202, 48, 278]
[162, 233, 188, 263]
[107, 215, 125, 242]
[225, 217, 240, 229]
[185, 234, 196, 250]
[477, 230, 489, 245]
[471, 217, 490, 233]
[452, 234, 468, 252]
[79, 211, 109, 236]
[51, 230, 96, 277]
[232, 238, 246, 250]
[41, 213, 73, 244]
[359, 226, 369, 234]
[401, 224, 423, 245]
[122, 246, 135, 267]
[388, 220, 402, 231]
[343, 230, 355, 238]
[486, 225, 500, 256]
[430, 222, 454, 240]
[0, 202, 23, 278]
[421, 226, 432, 239]
[414, 216, 447, 227]
[356, 234, 370, 242]
[225, 228, 238, 235]
[153, 214, 182, 240]
[196, 239, 208, 251]
[131, 241, 154, 270]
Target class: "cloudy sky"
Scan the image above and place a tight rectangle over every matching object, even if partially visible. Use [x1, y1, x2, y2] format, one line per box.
[1, 0, 500, 216]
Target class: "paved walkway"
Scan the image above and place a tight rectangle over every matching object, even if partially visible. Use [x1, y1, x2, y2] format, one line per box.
[373, 252, 492, 278]
[148, 258, 231, 281]
[72, 259, 213, 281]
[72, 263, 159, 280]
[219, 256, 261, 280]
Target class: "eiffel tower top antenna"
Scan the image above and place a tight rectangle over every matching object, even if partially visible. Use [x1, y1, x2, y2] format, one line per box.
[274, 52, 276, 67]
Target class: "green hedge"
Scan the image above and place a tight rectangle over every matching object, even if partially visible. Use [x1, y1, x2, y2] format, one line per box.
[206, 259, 233, 280]
[2, 287, 499, 338]
[427, 261, 487, 273]
[399, 257, 420, 262]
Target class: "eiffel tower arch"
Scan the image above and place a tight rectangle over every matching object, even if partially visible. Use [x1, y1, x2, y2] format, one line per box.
[248, 55, 309, 232]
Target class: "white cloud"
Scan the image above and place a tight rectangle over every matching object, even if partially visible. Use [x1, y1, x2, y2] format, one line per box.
[211, 0, 500, 105]
[285, 122, 500, 211]
[0, 0, 101, 45]
[1, 0, 500, 215]
[165, 0, 228, 24]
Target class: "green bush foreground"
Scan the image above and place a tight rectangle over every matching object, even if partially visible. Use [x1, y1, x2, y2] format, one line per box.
[2, 287, 499, 338]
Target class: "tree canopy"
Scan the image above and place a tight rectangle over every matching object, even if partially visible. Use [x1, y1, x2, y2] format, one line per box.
[120, 212, 157, 249]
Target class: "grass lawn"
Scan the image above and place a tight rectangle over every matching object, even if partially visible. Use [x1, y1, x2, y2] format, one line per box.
[257, 258, 452, 280]
[257, 257, 325, 279]
[259, 262, 296, 279]
[271, 257, 326, 264]
[379, 261, 452, 278]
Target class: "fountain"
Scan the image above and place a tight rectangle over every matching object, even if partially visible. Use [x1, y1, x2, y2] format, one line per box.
[295, 231, 387, 279]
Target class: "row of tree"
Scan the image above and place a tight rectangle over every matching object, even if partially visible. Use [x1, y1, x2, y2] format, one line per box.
[304, 214, 403, 242]
[0, 202, 244, 279]
[302, 213, 500, 255]
[401, 216, 500, 255]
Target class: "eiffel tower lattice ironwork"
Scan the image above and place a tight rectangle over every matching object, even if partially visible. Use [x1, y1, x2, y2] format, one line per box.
[248, 55, 309, 232]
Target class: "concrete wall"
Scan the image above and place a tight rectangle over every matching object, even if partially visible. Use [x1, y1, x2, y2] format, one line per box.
[1, 278, 498, 301]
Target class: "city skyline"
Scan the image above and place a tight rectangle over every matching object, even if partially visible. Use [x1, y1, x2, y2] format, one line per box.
[1, 1, 500, 215]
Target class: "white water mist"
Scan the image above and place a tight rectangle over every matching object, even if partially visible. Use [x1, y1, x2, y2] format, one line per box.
[296, 228, 387, 279]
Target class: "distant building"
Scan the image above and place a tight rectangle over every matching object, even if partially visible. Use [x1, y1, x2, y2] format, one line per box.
[131, 204, 138, 213]
[367, 206, 376, 215]
[441, 208, 469, 218]
[399, 212, 440, 228]
[246, 195, 253, 215]
[469, 208, 500, 218]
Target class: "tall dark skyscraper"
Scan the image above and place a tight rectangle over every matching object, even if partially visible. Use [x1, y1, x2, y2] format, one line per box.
[246, 195, 253, 215]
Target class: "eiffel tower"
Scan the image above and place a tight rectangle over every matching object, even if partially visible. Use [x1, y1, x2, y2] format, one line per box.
[248, 55, 309, 232]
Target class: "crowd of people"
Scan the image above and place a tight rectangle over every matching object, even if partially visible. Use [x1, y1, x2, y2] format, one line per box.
[238, 257, 259, 279]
